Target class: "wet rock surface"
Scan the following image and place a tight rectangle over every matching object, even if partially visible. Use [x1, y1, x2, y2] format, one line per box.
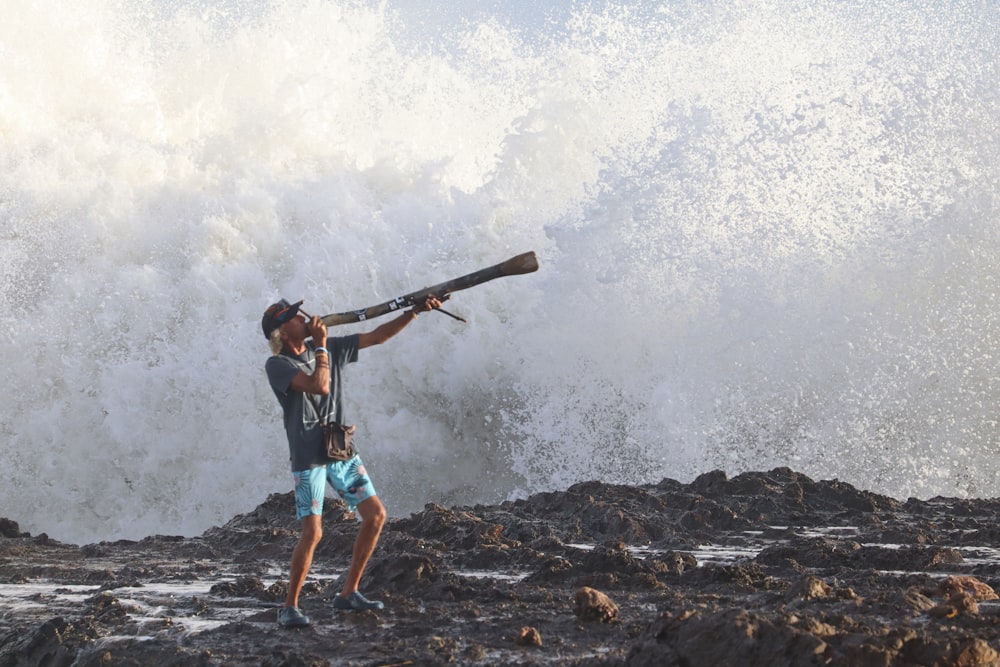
[3, 467, 1000, 666]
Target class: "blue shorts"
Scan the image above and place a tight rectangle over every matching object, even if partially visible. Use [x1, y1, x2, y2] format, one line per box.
[292, 455, 378, 519]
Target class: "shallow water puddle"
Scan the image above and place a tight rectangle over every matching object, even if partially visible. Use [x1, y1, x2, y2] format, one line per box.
[0, 583, 94, 615]
[562, 541, 759, 567]
[0, 579, 256, 634]
[453, 569, 529, 582]
[0, 564, 349, 635]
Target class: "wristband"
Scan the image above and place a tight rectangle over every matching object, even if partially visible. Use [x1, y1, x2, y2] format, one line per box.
[314, 347, 328, 355]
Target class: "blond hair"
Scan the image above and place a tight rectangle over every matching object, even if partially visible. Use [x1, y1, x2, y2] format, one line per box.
[268, 327, 284, 356]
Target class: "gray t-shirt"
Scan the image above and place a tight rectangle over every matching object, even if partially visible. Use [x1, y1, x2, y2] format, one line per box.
[265, 334, 360, 471]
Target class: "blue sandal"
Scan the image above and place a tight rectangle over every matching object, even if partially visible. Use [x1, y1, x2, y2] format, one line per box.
[333, 591, 384, 611]
[277, 606, 311, 627]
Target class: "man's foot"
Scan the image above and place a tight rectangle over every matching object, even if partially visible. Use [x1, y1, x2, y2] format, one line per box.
[333, 591, 385, 611]
[277, 606, 311, 628]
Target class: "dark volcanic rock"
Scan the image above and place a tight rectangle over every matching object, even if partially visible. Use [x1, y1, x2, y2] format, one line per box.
[626, 608, 830, 667]
[0, 519, 23, 539]
[573, 586, 619, 623]
[4, 467, 1000, 666]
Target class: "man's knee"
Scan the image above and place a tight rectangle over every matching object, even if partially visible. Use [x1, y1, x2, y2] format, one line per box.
[300, 516, 323, 545]
[360, 498, 386, 528]
[368, 505, 386, 529]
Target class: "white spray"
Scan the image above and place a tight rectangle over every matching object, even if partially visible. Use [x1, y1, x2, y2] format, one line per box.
[1, 0, 998, 543]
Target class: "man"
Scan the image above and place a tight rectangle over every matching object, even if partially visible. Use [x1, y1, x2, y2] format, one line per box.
[262, 295, 442, 628]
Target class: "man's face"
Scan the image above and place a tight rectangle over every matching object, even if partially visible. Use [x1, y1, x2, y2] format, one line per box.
[280, 313, 309, 340]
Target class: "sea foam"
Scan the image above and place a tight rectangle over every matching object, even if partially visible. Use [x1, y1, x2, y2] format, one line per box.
[1, 0, 998, 543]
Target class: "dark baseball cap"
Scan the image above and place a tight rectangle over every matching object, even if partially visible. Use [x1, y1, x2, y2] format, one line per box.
[261, 298, 304, 338]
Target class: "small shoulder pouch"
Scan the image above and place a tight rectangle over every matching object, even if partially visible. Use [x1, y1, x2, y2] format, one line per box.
[306, 395, 356, 462]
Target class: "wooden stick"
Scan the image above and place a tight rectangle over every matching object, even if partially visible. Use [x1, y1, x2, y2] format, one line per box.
[320, 251, 539, 327]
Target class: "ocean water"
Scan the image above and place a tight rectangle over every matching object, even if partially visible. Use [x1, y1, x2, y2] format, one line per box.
[2, 0, 998, 544]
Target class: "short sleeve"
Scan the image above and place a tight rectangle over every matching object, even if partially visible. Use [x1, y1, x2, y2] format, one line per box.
[326, 334, 359, 366]
[265, 355, 301, 395]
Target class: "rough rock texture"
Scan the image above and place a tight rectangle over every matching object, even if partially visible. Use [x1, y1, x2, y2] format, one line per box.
[573, 586, 619, 623]
[3, 467, 1000, 666]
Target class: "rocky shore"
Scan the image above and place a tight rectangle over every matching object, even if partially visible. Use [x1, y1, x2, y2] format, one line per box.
[3, 467, 1000, 666]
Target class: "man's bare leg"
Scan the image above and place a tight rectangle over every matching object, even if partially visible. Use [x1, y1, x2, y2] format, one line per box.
[286, 514, 323, 608]
[339, 496, 386, 597]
